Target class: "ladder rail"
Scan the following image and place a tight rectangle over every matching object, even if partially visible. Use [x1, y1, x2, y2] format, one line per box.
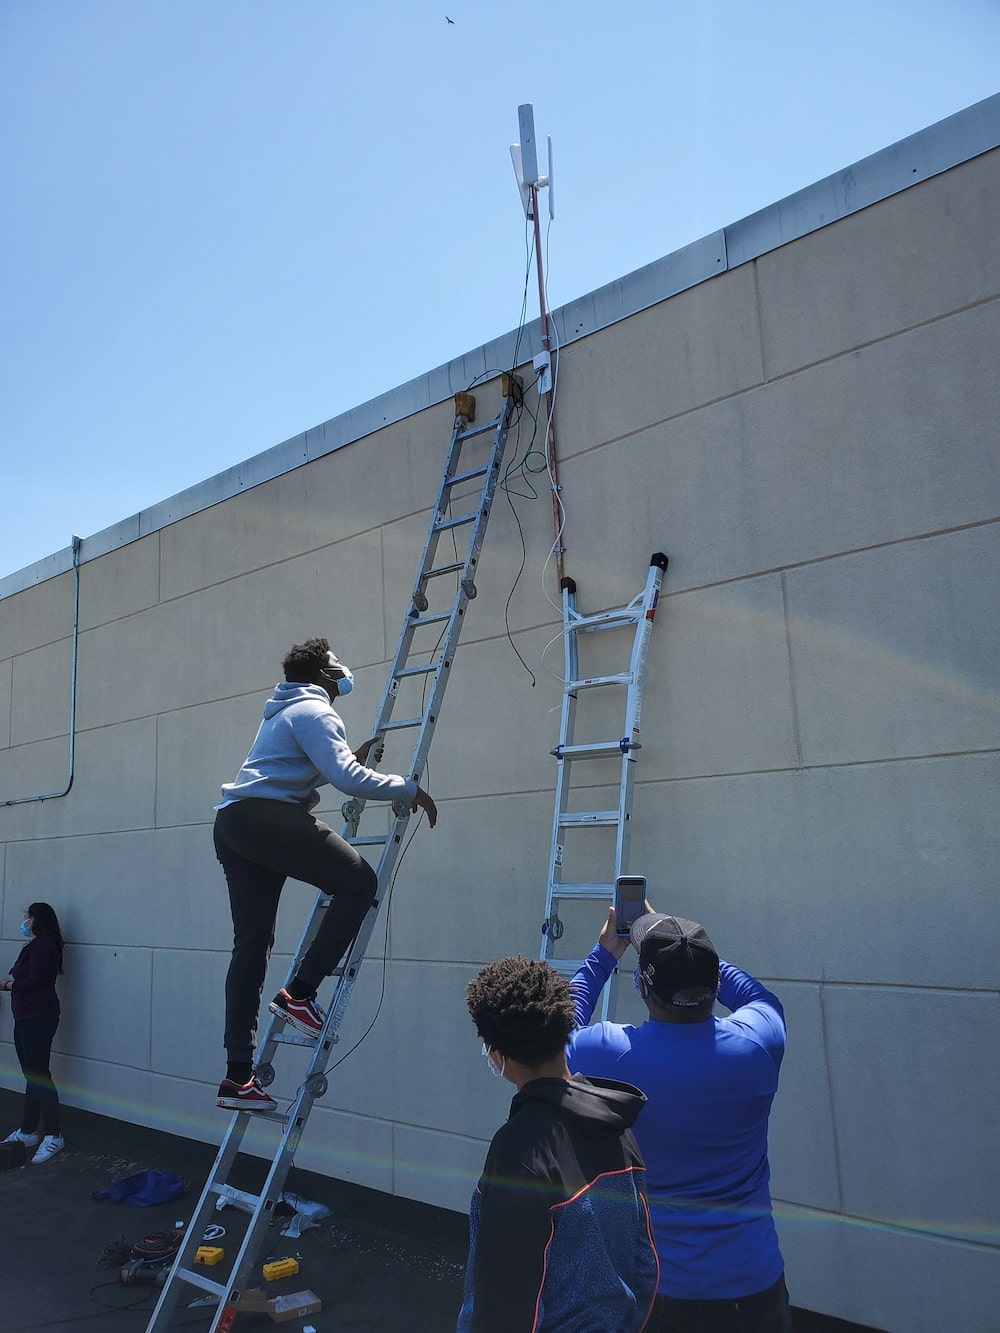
[146, 385, 520, 1333]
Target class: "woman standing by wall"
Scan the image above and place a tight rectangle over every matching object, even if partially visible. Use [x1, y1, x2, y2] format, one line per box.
[2, 902, 65, 1164]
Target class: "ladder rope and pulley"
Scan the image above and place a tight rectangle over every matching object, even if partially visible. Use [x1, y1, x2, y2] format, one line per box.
[146, 380, 521, 1333]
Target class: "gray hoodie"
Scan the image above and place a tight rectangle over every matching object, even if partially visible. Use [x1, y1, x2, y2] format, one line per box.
[217, 682, 417, 810]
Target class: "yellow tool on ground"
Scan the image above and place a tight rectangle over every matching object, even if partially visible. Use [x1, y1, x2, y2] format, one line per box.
[262, 1256, 300, 1281]
[194, 1246, 224, 1266]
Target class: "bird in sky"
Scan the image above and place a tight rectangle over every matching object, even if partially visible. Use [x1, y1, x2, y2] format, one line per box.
[446, 15, 455, 22]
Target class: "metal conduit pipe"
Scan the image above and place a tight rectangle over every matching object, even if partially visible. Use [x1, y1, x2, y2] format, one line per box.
[2, 534, 82, 807]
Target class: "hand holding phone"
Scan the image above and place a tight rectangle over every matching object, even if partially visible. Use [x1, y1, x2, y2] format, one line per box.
[614, 876, 647, 937]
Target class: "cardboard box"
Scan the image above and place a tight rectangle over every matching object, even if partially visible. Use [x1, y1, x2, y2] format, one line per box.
[238, 1288, 322, 1324]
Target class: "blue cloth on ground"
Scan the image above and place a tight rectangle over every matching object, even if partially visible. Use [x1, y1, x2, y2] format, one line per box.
[92, 1169, 185, 1207]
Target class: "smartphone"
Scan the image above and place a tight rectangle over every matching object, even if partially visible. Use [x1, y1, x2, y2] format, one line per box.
[614, 876, 647, 936]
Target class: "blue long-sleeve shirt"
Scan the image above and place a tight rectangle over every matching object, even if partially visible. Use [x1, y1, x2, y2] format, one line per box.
[566, 945, 786, 1301]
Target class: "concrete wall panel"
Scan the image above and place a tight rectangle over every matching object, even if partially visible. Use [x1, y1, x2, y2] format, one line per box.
[559, 301, 999, 597]
[780, 1204, 1000, 1333]
[553, 265, 764, 457]
[79, 533, 160, 631]
[75, 530, 386, 729]
[767, 982, 841, 1214]
[155, 693, 271, 828]
[0, 735, 71, 812]
[787, 526, 1000, 764]
[0, 569, 74, 658]
[643, 576, 798, 779]
[384, 793, 551, 967]
[0, 719, 157, 841]
[9, 637, 73, 746]
[297, 1104, 395, 1194]
[0, 658, 11, 748]
[60, 943, 153, 1069]
[629, 754, 999, 990]
[158, 400, 457, 602]
[824, 985, 1000, 1244]
[393, 1122, 487, 1215]
[427, 627, 564, 800]
[151, 946, 227, 1083]
[758, 149, 1000, 378]
[4, 824, 223, 948]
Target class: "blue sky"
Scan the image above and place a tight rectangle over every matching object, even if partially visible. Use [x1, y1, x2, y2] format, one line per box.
[2, 0, 998, 580]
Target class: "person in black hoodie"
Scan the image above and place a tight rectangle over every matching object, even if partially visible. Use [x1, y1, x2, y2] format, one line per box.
[460, 954, 658, 1332]
[2, 902, 65, 1164]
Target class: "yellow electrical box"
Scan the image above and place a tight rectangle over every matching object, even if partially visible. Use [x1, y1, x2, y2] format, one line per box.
[194, 1246, 224, 1266]
[454, 391, 476, 422]
[501, 372, 523, 401]
[263, 1256, 300, 1281]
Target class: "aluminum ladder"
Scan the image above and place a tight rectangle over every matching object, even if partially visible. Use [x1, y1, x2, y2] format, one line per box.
[146, 380, 521, 1333]
[540, 553, 668, 1018]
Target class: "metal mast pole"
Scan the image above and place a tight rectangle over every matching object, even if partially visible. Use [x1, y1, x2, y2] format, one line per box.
[529, 181, 564, 585]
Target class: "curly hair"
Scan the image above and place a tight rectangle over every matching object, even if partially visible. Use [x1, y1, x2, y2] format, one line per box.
[282, 637, 331, 683]
[27, 902, 65, 973]
[466, 956, 575, 1068]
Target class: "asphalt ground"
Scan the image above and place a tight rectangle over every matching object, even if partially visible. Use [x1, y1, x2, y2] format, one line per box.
[0, 1087, 469, 1333]
[0, 1087, 876, 1333]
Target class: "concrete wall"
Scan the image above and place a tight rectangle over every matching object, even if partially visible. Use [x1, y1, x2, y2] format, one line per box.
[1, 131, 998, 1330]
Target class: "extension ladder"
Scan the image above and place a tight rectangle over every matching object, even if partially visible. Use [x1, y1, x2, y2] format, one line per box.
[147, 381, 521, 1333]
[540, 553, 668, 1019]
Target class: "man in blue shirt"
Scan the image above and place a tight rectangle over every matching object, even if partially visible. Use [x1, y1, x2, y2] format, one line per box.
[567, 907, 791, 1333]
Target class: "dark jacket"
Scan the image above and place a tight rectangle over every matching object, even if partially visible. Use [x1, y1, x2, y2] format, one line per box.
[9, 933, 61, 1022]
[458, 1073, 658, 1332]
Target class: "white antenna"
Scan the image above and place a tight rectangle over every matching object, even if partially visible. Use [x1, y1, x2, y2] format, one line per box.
[510, 102, 553, 219]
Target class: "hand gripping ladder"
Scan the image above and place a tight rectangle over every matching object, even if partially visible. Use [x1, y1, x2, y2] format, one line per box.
[540, 553, 668, 1019]
[146, 380, 521, 1333]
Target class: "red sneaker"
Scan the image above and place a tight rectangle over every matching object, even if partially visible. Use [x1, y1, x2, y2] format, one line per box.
[268, 987, 326, 1038]
[216, 1076, 277, 1112]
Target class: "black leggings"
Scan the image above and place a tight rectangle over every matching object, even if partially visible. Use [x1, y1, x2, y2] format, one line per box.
[14, 1015, 61, 1137]
[214, 799, 377, 1063]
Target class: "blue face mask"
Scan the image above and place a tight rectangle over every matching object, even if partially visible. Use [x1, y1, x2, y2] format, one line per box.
[336, 668, 354, 696]
[20, 920, 32, 939]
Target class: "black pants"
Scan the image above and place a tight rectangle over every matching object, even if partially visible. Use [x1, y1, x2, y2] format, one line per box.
[645, 1275, 793, 1333]
[14, 1015, 61, 1137]
[214, 799, 378, 1064]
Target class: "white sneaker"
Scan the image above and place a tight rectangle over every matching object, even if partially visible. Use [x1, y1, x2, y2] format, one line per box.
[31, 1135, 64, 1164]
[2, 1129, 39, 1147]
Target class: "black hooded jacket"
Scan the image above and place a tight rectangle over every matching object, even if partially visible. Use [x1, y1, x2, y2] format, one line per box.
[458, 1073, 658, 1332]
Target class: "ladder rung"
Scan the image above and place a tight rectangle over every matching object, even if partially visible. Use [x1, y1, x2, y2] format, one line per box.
[547, 959, 590, 978]
[394, 662, 439, 678]
[425, 560, 464, 578]
[381, 716, 425, 732]
[558, 810, 620, 828]
[348, 835, 390, 847]
[443, 464, 489, 487]
[433, 512, 477, 534]
[566, 673, 632, 691]
[456, 414, 503, 441]
[172, 1267, 226, 1297]
[548, 882, 615, 899]
[212, 1183, 263, 1212]
[272, 1028, 321, 1046]
[408, 610, 451, 625]
[566, 610, 642, 632]
[552, 741, 639, 759]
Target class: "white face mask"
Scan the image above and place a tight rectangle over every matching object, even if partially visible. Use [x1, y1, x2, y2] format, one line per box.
[482, 1042, 505, 1079]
